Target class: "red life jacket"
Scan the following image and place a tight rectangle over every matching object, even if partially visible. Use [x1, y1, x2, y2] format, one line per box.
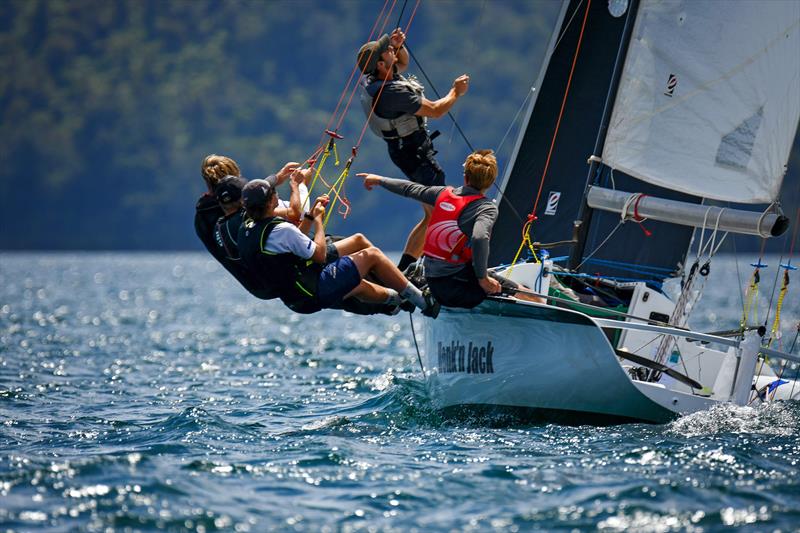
[423, 187, 484, 264]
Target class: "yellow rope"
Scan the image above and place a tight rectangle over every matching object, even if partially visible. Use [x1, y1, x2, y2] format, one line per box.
[740, 269, 760, 330]
[323, 161, 353, 228]
[769, 271, 790, 346]
[303, 138, 335, 212]
[506, 220, 539, 276]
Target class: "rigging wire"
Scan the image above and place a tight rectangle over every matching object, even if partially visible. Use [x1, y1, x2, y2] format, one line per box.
[409, 312, 426, 376]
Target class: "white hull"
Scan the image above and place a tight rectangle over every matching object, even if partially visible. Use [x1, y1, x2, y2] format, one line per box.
[421, 297, 795, 424]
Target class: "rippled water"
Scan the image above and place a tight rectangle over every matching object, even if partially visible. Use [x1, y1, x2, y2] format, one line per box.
[1, 253, 799, 531]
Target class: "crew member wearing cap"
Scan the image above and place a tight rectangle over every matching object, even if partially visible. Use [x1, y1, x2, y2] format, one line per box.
[360, 150, 545, 309]
[213, 174, 400, 316]
[357, 28, 470, 272]
[196, 155, 289, 295]
[237, 178, 440, 317]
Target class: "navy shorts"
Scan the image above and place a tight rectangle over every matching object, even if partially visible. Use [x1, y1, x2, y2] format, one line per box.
[317, 256, 362, 308]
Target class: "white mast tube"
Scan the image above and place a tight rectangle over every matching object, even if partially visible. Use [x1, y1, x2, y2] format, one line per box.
[586, 186, 789, 238]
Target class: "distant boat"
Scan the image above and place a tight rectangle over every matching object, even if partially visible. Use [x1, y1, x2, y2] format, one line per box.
[420, 0, 800, 423]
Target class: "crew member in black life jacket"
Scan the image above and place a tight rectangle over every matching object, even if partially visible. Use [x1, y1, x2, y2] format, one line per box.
[237, 178, 440, 317]
[195, 154, 300, 297]
[357, 28, 470, 272]
[359, 150, 545, 309]
[213, 173, 400, 316]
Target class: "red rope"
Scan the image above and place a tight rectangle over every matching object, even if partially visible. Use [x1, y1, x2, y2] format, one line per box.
[333, 0, 398, 132]
[528, 0, 591, 222]
[308, 0, 397, 162]
[355, 0, 421, 150]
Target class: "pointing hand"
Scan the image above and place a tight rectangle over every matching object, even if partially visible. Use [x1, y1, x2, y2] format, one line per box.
[357, 173, 382, 191]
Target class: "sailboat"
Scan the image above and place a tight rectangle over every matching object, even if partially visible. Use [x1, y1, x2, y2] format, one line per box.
[419, 0, 800, 423]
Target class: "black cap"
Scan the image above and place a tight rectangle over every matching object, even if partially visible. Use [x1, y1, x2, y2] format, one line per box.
[242, 178, 275, 212]
[215, 175, 247, 204]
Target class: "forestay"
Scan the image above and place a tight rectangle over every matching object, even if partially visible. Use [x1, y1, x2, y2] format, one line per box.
[601, 0, 800, 203]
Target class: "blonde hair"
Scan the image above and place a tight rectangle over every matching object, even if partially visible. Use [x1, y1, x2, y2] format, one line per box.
[463, 149, 497, 191]
[201, 154, 241, 191]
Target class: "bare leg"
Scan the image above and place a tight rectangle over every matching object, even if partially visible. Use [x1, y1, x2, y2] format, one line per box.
[402, 203, 433, 258]
[333, 233, 372, 256]
[347, 247, 410, 292]
[344, 279, 390, 303]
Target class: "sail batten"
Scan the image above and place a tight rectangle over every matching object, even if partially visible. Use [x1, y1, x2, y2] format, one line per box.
[601, 0, 800, 204]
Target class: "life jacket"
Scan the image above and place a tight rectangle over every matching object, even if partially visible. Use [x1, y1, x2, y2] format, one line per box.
[238, 216, 323, 314]
[213, 209, 244, 261]
[422, 187, 484, 264]
[359, 73, 427, 140]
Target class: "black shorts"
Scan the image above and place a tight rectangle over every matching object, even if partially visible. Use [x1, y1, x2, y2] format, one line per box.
[426, 267, 519, 309]
[386, 130, 445, 186]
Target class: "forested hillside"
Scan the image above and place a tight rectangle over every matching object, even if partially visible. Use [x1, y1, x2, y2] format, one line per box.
[0, 0, 797, 252]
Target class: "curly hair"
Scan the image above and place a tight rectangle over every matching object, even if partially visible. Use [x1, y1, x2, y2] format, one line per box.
[463, 149, 497, 191]
[201, 154, 241, 191]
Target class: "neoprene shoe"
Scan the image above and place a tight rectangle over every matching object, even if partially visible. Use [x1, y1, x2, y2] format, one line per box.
[420, 288, 440, 319]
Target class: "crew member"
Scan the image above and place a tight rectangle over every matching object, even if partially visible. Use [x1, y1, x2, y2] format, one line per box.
[212, 173, 400, 316]
[195, 154, 300, 298]
[237, 178, 440, 317]
[357, 28, 470, 271]
[359, 150, 545, 308]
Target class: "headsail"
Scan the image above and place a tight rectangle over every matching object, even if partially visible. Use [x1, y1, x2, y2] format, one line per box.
[601, 0, 800, 203]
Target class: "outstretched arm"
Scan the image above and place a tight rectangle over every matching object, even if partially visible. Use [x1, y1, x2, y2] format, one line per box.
[358, 173, 442, 205]
[415, 75, 469, 119]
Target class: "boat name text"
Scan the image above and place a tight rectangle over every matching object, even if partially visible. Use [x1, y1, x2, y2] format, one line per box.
[437, 341, 494, 374]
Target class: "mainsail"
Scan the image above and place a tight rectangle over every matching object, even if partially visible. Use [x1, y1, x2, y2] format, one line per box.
[601, 0, 800, 203]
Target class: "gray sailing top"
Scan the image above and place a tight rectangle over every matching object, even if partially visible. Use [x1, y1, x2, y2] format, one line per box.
[375, 177, 497, 278]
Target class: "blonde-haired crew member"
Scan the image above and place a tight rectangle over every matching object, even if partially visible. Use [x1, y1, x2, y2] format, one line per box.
[195, 154, 300, 295]
[359, 150, 543, 308]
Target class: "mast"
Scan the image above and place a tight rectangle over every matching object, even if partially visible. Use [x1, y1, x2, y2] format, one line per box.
[567, 0, 640, 271]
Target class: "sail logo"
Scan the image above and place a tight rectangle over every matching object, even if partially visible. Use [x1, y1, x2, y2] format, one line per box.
[545, 191, 561, 215]
[437, 341, 494, 374]
[664, 73, 678, 97]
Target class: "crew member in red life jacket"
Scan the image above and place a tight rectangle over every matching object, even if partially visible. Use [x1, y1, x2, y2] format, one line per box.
[359, 150, 545, 309]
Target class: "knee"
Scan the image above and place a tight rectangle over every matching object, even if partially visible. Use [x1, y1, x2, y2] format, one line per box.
[354, 232, 371, 248]
[365, 246, 386, 261]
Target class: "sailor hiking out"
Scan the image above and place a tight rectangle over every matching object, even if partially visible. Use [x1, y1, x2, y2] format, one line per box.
[195, 155, 397, 316]
[360, 150, 544, 309]
[357, 28, 470, 272]
[237, 178, 441, 317]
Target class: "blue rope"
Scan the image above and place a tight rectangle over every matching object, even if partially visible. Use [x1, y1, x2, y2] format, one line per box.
[581, 257, 675, 276]
[552, 270, 664, 290]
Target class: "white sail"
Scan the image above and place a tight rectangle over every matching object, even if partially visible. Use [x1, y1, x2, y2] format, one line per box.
[601, 0, 800, 203]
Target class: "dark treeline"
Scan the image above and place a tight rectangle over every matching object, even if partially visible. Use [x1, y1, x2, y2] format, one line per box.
[0, 0, 797, 254]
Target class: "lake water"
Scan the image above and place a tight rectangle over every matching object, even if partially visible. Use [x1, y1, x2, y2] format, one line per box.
[1, 253, 798, 531]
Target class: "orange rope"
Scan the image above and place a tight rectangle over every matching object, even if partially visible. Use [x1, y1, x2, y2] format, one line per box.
[334, 0, 398, 132]
[326, 0, 391, 134]
[355, 0, 421, 150]
[528, 0, 591, 222]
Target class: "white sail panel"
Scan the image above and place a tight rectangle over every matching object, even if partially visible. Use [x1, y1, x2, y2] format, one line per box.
[601, 0, 800, 203]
